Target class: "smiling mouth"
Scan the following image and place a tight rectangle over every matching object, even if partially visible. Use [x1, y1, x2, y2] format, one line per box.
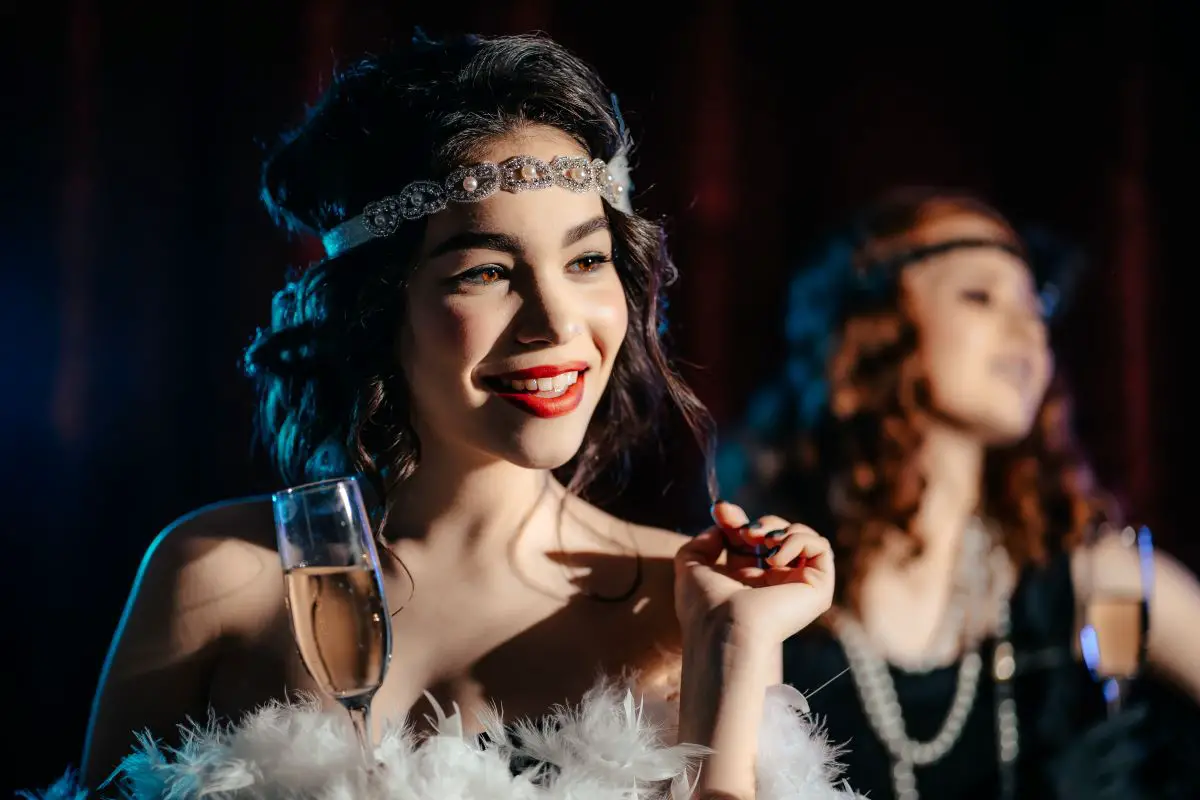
[485, 369, 582, 398]
[483, 363, 589, 418]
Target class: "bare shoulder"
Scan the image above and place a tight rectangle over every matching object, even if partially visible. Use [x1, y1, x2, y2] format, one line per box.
[151, 495, 276, 577]
[558, 494, 697, 634]
[621, 521, 691, 639]
[627, 523, 691, 626]
[560, 491, 692, 563]
[629, 522, 692, 560]
[138, 495, 282, 633]
[623, 523, 691, 693]
[84, 496, 282, 784]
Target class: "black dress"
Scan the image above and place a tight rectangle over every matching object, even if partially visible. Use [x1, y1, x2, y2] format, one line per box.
[783, 550, 1200, 799]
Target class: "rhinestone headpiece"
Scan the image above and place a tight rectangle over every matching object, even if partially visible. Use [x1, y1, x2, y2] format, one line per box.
[321, 153, 634, 258]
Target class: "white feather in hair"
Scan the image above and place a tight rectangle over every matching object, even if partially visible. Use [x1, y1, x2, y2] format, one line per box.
[22, 681, 863, 799]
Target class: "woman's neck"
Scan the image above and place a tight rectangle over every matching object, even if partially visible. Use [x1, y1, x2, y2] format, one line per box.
[902, 422, 985, 568]
[384, 440, 563, 556]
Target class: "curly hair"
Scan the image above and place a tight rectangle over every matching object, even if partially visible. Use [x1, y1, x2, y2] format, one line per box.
[721, 187, 1113, 611]
[243, 31, 713, 511]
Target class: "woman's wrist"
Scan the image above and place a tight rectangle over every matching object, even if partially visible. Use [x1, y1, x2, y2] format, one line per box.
[682, 604, 784, 682]
[680, 614, 781, 740]
[679, 606, 782, 800]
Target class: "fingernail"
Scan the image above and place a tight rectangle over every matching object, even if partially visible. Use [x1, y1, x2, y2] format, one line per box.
[763, 545, 782, 559]
[748, 521, 763, 531]
[765, 528, 788, 539]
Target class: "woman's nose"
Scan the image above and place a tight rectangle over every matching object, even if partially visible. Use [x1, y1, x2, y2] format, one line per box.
[514, 278, 584, 346]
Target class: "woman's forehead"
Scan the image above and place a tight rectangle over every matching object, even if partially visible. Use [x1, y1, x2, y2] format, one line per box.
[471, 124, 588, 165]
[905, 244, 1036, 301]
[910, 211, 1016, 247]
[417, 125, 606, 254]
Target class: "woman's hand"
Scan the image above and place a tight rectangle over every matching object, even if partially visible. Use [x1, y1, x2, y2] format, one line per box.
[673, 501, 835, 800]
[675, 501, 835, 647]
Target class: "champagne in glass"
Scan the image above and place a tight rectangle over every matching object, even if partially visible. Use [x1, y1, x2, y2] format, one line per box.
[284, 565, 390, 699]
[274, 476, 392, 762]
[1078, 524, 1153, 716]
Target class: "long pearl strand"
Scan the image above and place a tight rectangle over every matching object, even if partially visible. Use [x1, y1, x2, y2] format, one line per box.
[832, 518, 1019, 800]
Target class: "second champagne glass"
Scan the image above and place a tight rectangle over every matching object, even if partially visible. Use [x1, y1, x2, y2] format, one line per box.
[1077, 521, 1153, 716]
[273, 476, 393, 763]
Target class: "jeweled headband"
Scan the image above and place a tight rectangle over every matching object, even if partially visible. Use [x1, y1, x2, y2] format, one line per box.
[321, 153, 634, 258]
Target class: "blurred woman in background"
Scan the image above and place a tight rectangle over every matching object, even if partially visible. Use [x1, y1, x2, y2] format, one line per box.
[718, 187, 1200, 799]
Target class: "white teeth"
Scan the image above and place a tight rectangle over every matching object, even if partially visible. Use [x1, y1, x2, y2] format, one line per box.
[502, 370, 581, 393]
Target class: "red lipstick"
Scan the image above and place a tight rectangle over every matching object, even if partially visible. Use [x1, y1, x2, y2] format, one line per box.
[484, 362, 589, 419]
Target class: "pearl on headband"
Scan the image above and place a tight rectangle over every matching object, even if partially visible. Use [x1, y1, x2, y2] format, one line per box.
[321, 153, 634, 258]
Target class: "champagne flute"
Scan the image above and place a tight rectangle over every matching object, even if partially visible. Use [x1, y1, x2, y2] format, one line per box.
[273, 476, 393, 764]
[1077, 521, 1153, 716]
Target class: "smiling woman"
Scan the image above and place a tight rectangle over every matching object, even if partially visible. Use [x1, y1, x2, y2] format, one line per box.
[401, 129, 630, 469]
[71, 29, 849, 800]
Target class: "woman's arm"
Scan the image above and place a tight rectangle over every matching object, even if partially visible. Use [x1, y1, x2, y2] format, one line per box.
[1073, 541, 1200, 702]
[678, 613, 782, 798]
[675, 502, 834, 800]
[82, 508, 265, 787]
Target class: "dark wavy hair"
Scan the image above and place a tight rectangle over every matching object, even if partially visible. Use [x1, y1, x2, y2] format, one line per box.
[243, 31, 712, 510]
[718, 187, 1112, 610]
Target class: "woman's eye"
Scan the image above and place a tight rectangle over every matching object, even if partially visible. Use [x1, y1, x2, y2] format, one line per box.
[568, 253, 613, 274]
[961, 288, 991, 305]
[454, 265, 508, 287]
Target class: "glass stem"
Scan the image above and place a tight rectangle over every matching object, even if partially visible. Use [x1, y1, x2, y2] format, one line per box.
[1103, 677, 1125, 717]
[343, 698, 375, 768]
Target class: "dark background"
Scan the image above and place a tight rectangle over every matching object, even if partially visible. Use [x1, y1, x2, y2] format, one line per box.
[3, 0, 1196, 791]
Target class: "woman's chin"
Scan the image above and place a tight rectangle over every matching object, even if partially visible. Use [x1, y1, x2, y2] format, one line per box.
[940, 388, 1040, 446]
[497, 433, 591, 472]
[973, 409, 1038, 446]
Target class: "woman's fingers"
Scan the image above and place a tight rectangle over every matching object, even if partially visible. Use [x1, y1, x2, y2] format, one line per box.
[719, 505, 791, 544]
[710, 501, 750, 531]
[675, 526, 725, 569]
[711, 502, 761, 570]
[764, 524, 834, 577]
[696, 504, 832, 588]
[745, 515, 791, 544]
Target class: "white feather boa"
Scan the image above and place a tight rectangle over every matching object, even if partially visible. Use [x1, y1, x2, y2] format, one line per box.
[24, 683, 861, 799]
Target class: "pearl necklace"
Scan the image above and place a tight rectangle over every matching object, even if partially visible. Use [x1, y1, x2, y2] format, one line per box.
[831, 519, 1019, 800]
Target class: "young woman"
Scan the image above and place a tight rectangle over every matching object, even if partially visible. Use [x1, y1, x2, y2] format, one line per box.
[719, 188, 1200, 799]
[79, 32, 836, 800]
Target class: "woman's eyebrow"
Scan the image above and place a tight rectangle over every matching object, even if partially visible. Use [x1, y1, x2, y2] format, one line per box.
[426, 230, 524, 259]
